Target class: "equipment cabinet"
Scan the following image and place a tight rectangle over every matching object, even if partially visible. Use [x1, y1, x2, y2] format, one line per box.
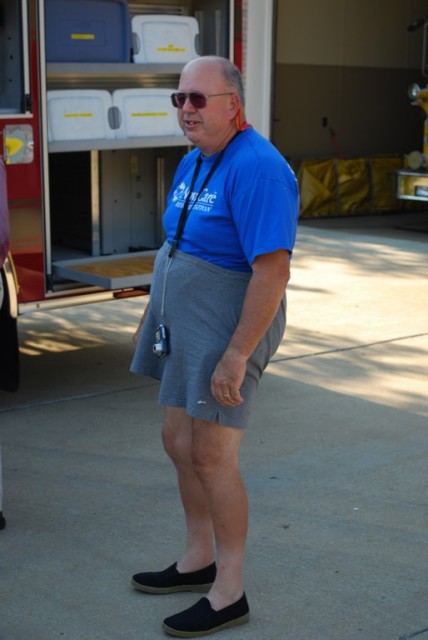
[42, 0, 231, 292]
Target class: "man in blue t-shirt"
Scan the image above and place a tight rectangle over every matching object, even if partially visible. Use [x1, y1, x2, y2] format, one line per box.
[131, 55, 299, 637]
[163, 124, 298, 271]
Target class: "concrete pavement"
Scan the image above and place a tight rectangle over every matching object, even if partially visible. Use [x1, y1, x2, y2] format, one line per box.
[0, 211, 427, 640]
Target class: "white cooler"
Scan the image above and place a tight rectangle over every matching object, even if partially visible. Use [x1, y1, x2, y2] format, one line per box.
[132, 15, 199, 63]
[47, 90, 115, 141]
[112, 89, 183, 138]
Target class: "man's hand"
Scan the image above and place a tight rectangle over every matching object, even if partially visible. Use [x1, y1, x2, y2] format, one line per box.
[211, 349, 246, 406]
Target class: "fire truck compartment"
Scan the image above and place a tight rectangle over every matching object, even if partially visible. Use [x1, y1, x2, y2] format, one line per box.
[48, 146, 183, 289]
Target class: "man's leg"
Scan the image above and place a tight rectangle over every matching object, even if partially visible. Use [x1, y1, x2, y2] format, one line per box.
[191, 418, 247, 611]
[162, 407, 215, 572]
[163, 408, 247, 611]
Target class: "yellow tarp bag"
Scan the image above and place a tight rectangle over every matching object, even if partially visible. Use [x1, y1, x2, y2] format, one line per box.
[297, 159, 337, 217]
[337, 158, 370, 215]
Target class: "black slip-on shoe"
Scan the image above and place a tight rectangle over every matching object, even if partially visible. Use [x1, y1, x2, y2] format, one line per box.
[132, 562, 216, 594]
[162, 593, 250, 637]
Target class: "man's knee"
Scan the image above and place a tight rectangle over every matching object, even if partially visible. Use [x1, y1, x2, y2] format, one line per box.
[190, 420, 242, 483]
[162, 407, 192, 461]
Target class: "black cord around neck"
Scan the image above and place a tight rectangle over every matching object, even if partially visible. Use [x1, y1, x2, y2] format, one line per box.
[168, 131, 241, 258]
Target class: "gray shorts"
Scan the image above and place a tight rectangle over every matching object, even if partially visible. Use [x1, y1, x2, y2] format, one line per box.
[131, 242, 286, 428]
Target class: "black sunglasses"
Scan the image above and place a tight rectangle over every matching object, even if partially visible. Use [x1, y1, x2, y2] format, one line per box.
[170, 91, 235, 109]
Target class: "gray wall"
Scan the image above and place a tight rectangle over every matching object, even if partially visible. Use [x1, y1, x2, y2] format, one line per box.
[273, 0, 428, 159]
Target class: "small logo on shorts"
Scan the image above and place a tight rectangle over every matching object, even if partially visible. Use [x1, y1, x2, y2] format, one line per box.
[197, 400, 207, 405]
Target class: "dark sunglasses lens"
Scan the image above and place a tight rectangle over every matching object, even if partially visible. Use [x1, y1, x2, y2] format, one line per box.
[189, 93, 207, 108]
[171, 93, 184, 108]
[171, 92, 207, 109]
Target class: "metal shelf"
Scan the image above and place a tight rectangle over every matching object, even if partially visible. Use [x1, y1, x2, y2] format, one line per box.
[46, 62, 184, 77]
[49, 135, 189, 153]
[46, 63, 184, 89]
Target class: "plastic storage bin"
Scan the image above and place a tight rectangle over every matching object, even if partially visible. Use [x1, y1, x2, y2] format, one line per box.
[112, 89, 183, 138]
[132, 15, 199, 63]
[45, 0, 131, 62]
[47, 90, 115, 141]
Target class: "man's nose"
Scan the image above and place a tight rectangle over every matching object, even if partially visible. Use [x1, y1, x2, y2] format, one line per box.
[182, 96, 196, 110]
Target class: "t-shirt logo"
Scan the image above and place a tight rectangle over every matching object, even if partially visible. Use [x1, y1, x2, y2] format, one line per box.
[172, 181, 217, 212]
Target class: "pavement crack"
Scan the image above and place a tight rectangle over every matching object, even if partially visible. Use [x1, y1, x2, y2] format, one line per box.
[399, 628, 428, 640]
[0, 382, 157, 414]
[271, 332, 428, 363]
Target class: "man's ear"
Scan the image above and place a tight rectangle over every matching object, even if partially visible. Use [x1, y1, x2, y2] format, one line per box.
[229, 94, 243, 129]
[229, 93, 241, 116]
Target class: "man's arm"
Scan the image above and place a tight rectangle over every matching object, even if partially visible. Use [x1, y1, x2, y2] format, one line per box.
[210, 249, 290, 406]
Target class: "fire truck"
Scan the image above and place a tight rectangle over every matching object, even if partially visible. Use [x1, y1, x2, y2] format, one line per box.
[0, 0, 275, 391]
[396, 15, 428, 202]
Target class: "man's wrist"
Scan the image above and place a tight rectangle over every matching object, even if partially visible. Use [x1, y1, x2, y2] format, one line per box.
[223, 345, 250, 363]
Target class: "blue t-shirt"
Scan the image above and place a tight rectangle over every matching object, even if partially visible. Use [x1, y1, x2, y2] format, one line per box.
[163, 127, 299, 272]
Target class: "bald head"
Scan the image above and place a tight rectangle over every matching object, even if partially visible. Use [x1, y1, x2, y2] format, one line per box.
[176, 55, 246, 155]
[183, 56, 245, 106]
